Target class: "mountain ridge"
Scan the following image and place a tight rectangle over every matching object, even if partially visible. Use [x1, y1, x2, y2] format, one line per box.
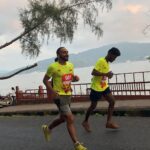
[3, 42, 150, 75]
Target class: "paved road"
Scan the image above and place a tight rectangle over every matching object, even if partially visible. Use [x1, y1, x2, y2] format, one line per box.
[0, 115, 149, 150]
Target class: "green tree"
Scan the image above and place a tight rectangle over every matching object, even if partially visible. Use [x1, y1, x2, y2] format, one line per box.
[0, 0, 112, 58]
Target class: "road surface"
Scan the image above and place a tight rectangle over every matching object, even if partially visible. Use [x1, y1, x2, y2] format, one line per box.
[0, 115, 149, 150]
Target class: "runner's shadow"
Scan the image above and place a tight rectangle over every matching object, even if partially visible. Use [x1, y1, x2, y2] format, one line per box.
[104, 128, 121, 134]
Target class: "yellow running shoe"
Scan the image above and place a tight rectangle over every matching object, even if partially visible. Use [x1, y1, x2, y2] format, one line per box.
[42, 124, 51, 141]
[74, 142, 87, 150]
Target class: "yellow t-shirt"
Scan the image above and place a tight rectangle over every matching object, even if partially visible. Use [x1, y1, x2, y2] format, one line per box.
[91, 57, 110, 91]
[46, 62, 74, 95]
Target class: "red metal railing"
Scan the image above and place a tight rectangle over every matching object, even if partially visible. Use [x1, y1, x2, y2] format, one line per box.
[16, 71, 150, 104]
[109, 71, 150, 99]
[71, 71, 150, 101]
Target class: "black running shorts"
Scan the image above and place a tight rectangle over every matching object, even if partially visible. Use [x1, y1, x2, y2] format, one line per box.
[90, 87, 111, 102]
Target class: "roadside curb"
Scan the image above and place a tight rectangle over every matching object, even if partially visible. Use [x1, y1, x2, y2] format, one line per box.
[0, 107, 150, 117]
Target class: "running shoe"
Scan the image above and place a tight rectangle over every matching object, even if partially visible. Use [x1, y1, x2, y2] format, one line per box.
[74, 142, 87, 150]
[42, 124, 51, 141]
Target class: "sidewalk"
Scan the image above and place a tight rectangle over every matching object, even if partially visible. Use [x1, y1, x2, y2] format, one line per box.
[0, 99, 150, 116]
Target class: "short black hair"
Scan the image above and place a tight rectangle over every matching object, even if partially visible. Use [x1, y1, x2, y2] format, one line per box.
[108, 47, 121, 56]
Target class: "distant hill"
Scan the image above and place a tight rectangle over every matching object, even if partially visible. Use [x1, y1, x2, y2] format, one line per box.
[8, 42, 150, 74]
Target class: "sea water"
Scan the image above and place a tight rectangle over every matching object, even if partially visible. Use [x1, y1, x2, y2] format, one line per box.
[0, 60, 150, 95]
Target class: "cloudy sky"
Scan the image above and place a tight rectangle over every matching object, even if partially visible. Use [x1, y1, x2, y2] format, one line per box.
[0, 0, 150, 71]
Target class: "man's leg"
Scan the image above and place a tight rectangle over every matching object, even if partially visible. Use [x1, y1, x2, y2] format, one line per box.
[42, 97, 66, 142]
[103, 92, 119, 129]
[64, 112, 87, 150]
[64, 113, 78, 143]
[52, 96, 78, 143]
[46, 112, 82, 144]
[82, 101, 97, 132]
[42, 115, 65, 142]
[49, 115, 65, 130]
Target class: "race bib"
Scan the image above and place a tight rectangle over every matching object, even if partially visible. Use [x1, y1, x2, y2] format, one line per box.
[100, 76, 107, 88]
[62, 74, 73, 93]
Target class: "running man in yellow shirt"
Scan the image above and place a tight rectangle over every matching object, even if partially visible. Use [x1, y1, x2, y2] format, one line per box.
[42, 47, 87, 150]
[82, 47, 121, 132]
